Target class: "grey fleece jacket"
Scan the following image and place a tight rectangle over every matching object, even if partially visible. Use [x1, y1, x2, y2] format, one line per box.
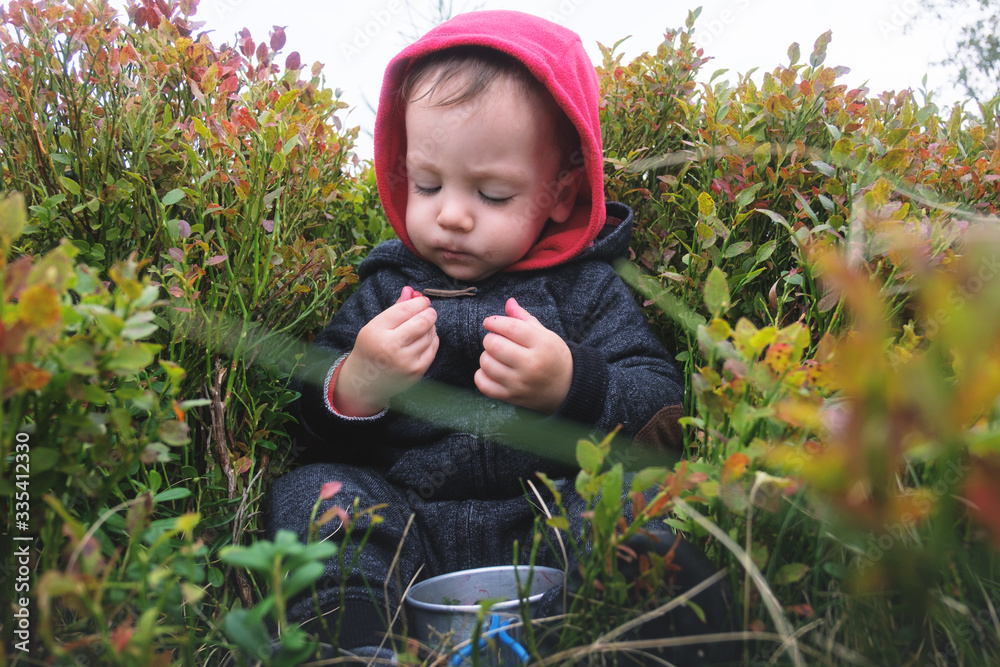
[291, 202, 684, 501]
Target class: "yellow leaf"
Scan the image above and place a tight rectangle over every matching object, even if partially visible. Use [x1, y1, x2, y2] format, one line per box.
[17, 284, 61, 329]
[697, 192, 715, 216]
[0, 192, 27, 242]
[871, 177, 893, 206]
[175, 512, 201, 540]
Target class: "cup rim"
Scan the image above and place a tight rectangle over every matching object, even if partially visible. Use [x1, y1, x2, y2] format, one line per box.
[404, 565, 564, 613]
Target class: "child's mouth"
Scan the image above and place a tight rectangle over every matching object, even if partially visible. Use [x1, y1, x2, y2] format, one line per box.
[439, 248, 473, 261]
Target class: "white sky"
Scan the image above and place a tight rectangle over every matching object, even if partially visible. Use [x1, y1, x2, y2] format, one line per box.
[107, 0, 965, 160]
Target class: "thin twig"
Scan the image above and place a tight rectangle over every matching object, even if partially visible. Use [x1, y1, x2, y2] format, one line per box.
[379, 513, 417, 658]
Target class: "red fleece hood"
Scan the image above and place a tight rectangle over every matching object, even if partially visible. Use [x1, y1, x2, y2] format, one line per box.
[374, 10, 605, 273]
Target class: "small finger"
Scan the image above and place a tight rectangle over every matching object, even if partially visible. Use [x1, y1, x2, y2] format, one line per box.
[474, 367, 507, 400]
[482, 332, 522, 367]
[506, 298, 543, 326]
[483, 315, 533, 347]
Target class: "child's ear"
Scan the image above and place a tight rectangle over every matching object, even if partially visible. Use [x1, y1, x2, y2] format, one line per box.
[549, 167, 584, 223]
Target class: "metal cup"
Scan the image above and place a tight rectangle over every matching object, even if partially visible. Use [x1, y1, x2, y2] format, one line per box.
[405, 565, 564, 666]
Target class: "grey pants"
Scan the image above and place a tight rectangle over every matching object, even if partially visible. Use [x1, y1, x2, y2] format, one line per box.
[263, 463, 589, 648]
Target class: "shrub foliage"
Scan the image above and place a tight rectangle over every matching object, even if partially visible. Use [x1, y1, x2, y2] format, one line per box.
[2, 1, 1000, 665]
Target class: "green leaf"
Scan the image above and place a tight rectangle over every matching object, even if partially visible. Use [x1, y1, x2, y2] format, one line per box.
[155, 487, 193, 502]
[148, 470, 163, 494]
[810, 160, 836, 178]
[545, 516, 570, 530]
[223, 609, 271, 658]
[831, 137, 854, 166]
[283, 561, 325, 599]
[285, 542, 338, 571]
[755, 240, 777, 264]
[221, 545, 274, 573]
[122, 312, 159, 340]
[59, 175, 81, 196]
[105, 344, 160, 375]
[630, 467, 668, 495]
[158, 420, 191, 446]
[275, 89, 300, 112]
[735, 183, 763, 210]
[161, 189, 186, 206]
[809, 29, 832, 67]
[775, 562, 810, 585]
[60, 339, 99, 374]
[787, 42, 800, 66]
[703, 267, 730, 316]
[576, 440, 605, 475]
[723, 241, 753, 259]
[31, 447, 61, 472]
[595, 464, 624, 527]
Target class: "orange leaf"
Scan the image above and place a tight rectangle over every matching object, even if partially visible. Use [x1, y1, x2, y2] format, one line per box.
[722, 452, 751, 483]
[8, 362, 51, 391]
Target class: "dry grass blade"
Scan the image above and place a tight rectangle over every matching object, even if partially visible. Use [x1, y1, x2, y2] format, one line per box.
[595, 568, 729, 643]
[672, 497, 804, 667]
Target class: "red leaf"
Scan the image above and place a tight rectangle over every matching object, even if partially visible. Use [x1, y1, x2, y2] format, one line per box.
[110, 621, 134, 655]
[963, 457, 1000, 550]
[255, 41, 269, 63]
[285, 51, 301, 71]
[789, 603, 813, 617]
[205, 254, 228, 266]
[320, 481, 342, 500]
[270, 26, 286, 52]
[168, 247, 185, 262]
[239, 34, 255, 58]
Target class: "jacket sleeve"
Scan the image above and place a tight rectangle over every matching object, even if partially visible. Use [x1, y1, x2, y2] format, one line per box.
[288, 275, 403, 462]
[552, 268, 685, 448]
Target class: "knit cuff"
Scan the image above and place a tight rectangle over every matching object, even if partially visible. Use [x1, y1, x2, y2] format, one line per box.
[323, 353, 388, 421]
[555, 343, 609, 424]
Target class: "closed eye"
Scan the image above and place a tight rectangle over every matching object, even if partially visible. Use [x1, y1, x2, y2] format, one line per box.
[412, 184, 440, 196]
[478, 193, 513, 207]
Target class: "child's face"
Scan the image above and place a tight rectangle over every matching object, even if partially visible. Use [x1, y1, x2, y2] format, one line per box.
[404, 79, 576, 283]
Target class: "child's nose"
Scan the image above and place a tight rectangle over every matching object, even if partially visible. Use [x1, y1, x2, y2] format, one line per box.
[436, 194, 474, 232]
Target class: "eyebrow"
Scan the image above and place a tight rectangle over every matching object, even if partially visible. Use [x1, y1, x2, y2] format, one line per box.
[405, 159, 528, 185]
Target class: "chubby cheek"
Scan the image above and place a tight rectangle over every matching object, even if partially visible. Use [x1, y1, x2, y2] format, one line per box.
[404, 204, 429, 247]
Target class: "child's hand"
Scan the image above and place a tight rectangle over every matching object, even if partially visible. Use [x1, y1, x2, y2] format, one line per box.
[334, 287, 438, 417]
[476, 297, 573, 414]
